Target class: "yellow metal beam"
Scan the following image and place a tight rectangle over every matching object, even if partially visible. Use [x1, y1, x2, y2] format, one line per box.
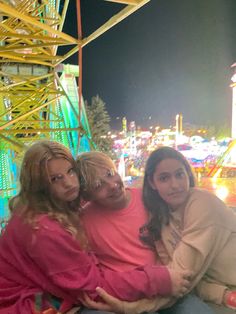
[0, 95, 59, 130]
[0, 134, 25, 151]
[0, 0, 152, 199]
[82, 0, 150, 48]
[0, 32, 69, 42]
[0, 127, 82, 135]
[104, 0, 138, 4]
[0, 3, 79, 44]
[0, 42, 70, 52]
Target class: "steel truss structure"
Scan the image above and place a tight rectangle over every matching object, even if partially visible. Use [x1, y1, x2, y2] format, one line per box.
[0, 0, 150, 216]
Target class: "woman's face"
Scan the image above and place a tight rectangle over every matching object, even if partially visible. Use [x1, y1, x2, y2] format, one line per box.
[150, 158, 190, 210]
[47, 158, 79, 203]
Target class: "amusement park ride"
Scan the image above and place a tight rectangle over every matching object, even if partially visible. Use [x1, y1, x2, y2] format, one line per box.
[207, 64, 236, 179]
[0, 0, 151, 217]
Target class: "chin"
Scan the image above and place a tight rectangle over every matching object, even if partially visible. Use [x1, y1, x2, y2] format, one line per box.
[67, 195, 79, 202]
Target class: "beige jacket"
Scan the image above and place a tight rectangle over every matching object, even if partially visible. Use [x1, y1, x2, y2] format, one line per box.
[156, 187, 236, 304]
[112, 187, 236, 314]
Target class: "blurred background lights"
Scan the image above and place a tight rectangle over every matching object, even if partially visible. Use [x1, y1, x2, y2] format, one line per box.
[215, 186, 229, 201]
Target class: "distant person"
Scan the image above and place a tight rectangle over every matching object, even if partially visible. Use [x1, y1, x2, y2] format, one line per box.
[76, 151, 214, 314]
[0, 141, 188, 314]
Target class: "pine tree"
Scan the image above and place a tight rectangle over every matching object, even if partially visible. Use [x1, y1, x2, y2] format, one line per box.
[85, 95, 113, 155]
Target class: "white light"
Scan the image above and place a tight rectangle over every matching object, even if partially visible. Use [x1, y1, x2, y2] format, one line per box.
[215, 186, 229, 201]
[232, 74, 236, 83]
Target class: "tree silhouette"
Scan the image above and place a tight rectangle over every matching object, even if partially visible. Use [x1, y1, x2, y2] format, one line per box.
[85, 95, 113, 155]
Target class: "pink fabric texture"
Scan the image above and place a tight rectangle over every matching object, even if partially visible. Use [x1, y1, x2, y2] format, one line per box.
[81, 188, 157, 271]
[0, 213, 171, 314]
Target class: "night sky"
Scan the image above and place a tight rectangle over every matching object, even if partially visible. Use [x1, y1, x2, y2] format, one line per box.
[63, 0, 236, 129]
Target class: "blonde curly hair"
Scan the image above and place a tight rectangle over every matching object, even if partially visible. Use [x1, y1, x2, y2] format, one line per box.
[9, 140, 84, 242]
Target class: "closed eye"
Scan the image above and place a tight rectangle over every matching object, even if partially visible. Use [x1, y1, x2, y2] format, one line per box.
[93, 180, 103, 190]
[50, 176, 57, 183]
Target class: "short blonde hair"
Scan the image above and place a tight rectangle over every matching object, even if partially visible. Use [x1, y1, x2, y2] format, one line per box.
[76, 151, 116, 196]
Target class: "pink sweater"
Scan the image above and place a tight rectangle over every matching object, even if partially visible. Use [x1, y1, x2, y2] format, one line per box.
[81, 188, 156, 271]
[0, 213, 171, 314]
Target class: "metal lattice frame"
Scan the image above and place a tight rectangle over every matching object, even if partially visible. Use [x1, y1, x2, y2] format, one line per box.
[0, 0, 151, 215]
[0, 0, 79, 151]
[0, 0, 150, 149]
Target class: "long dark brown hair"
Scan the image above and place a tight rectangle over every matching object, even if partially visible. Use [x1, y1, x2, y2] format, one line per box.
[140, 146, 195, 248]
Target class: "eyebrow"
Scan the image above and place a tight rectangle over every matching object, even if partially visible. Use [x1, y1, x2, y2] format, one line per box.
[99, 168, 114, 177]
[49, 166, 73, 176]
[157, 167, 184, 176]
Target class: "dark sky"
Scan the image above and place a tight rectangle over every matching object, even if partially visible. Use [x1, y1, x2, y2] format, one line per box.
[63, 0, 236, 129]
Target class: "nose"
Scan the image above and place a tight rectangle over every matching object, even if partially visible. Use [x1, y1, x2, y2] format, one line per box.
[63, 175, 74, 188]
[104, 178, 118, 190]
[170, 176, 179, 189]
[110, 182, 118, 189]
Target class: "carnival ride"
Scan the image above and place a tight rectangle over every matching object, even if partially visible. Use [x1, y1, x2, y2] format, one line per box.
[207, 139, 236, 178]
[207, 66, 236, 179]
[0, 0, 151, 217]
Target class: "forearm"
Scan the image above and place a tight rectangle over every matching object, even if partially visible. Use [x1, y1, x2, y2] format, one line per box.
[100, 264, 172, 301]
[196, 278, 227, 304]
[167, 225, 225, 292]
[32, 229, 171, 303]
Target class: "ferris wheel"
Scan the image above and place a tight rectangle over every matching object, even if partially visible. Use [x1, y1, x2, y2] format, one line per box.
[0, 0, 151, 216]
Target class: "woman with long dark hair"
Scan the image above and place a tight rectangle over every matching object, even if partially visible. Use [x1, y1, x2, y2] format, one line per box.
[142, 146, 236, 311]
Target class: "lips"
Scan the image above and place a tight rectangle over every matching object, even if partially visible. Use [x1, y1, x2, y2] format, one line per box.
[168, 191, 183, 198]
[109, 188, 123, 200]
[65, 187, 78, 197]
